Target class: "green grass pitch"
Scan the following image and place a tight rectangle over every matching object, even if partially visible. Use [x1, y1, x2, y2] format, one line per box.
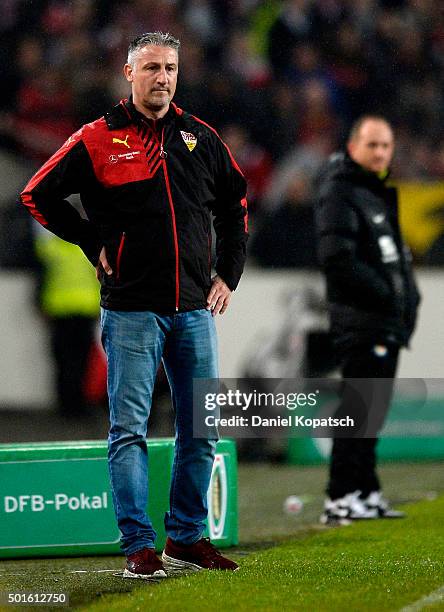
[1, 462, 443, 611]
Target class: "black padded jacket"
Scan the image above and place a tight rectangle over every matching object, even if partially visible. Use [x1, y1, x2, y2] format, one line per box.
[315, 152, 420, 351]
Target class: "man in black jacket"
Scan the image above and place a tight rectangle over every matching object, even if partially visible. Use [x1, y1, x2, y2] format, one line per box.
[315, 115, 420, 525]
[20, 32, 247, 575]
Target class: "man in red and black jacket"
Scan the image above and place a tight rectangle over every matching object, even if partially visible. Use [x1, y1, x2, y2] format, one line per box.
[20, 32, 247, 577]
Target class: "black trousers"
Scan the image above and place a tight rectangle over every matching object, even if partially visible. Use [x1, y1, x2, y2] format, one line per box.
[327, 342, 400, 500]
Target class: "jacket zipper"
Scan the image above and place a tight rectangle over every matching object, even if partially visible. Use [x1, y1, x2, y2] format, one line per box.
[115, 231, 126, 280]
[163, 160, 180, 311]
[143, 122, 179, 311]
[155, 124, 179, 311]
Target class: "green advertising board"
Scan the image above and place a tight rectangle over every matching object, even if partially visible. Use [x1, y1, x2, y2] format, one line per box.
[288, 396, 444, 465]
[0, 439, 237, 559]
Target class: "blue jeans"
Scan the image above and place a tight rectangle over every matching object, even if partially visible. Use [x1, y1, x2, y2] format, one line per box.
[100, 308, 218, 555]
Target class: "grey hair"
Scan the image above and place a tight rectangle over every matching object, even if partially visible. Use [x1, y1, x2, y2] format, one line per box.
[127, 32, 180, 66]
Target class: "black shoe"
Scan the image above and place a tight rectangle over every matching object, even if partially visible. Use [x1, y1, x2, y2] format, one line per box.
[362, 491, 406, 518]
[320, 490, 378, 525]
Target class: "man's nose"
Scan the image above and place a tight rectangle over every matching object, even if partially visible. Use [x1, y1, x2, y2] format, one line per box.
[156, 68, 168, 83]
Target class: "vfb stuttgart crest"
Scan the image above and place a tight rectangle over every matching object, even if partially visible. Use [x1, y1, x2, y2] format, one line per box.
[180, 131, 197, 152]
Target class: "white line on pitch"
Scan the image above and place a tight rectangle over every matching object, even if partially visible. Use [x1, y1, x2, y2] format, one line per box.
[400, 585, 444, 612]
[0, 569, 120, 576]
[68, 569, 119, 574]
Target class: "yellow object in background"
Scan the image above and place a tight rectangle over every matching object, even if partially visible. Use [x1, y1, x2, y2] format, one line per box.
[396, 182, 444, 258]
[35, 233, 100, 318]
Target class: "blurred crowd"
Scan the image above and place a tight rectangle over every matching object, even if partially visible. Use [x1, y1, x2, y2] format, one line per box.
[1, 0, 444, 267]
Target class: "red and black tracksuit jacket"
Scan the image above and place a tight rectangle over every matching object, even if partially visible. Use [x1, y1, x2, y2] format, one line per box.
[20, 99, 248, 313]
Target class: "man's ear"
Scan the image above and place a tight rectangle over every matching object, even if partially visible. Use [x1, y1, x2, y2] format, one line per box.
[123, 63, 133, 83]
[346, 141, 354, 157]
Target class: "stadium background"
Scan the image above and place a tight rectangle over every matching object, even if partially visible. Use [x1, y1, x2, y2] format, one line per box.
[0, 0, 444, 421]
[0, 3, 443, 609]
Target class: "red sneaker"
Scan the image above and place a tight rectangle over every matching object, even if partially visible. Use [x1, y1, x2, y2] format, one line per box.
[124, 547, 167, 579]
[162, 537, 239, 573]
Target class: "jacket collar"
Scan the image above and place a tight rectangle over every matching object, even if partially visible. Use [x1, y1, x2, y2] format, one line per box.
[104, 97, 182, 130]
[344, 151, 391, 186]
[323, 151, 391, 192]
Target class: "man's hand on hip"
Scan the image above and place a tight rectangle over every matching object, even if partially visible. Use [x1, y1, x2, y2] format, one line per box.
[206, 275, 232, 316]
[96, 246, 113, 280]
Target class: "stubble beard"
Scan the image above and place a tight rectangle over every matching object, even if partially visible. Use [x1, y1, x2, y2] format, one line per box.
[146, 91, 171, 112]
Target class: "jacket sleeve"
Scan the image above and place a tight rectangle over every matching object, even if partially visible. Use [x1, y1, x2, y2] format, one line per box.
[211, 134, 248, 291]
[19, 130, 101, 266]
[315, 187, 393, 309]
